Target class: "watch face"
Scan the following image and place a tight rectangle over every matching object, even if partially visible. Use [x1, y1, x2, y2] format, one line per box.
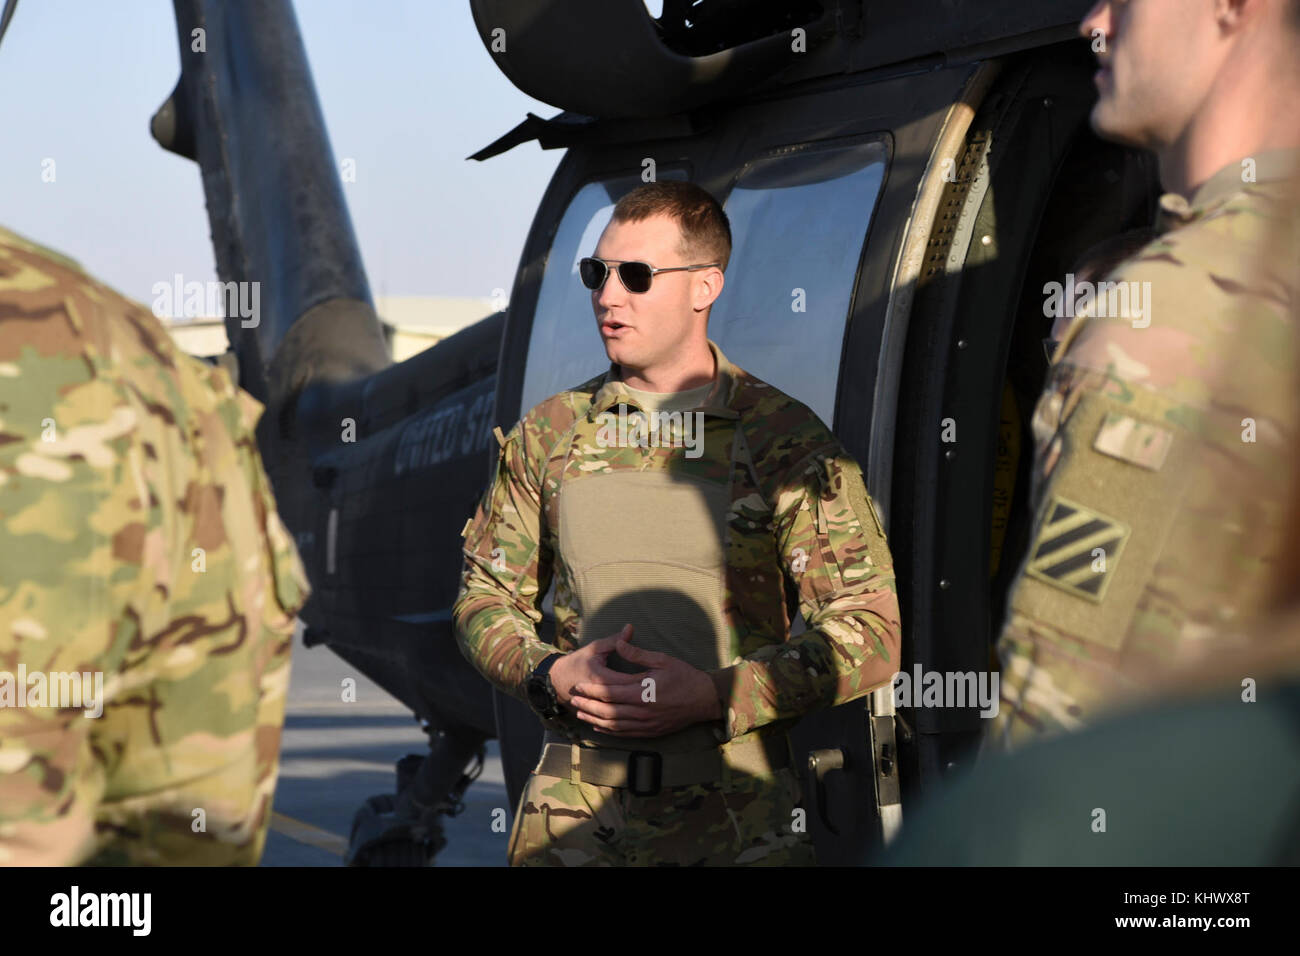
[527, 678, 551, 711]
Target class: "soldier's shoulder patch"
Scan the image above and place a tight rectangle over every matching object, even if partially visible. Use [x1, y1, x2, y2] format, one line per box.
[1092, 412, 1173, 471]
[1024, 497, 1130, 603]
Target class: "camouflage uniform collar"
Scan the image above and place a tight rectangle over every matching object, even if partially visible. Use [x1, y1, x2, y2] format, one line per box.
[1158, 148, 1300, 230]
[585, 338, 741, 422]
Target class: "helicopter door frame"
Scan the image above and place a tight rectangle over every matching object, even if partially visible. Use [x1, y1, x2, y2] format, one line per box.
[887, 40, 1161, 803]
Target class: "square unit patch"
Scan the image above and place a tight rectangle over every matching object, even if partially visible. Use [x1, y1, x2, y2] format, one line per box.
[1024, 497, 1131, 603]
[1092, 412, 1174, 471]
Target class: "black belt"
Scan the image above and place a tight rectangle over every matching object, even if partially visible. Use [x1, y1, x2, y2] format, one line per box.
[534, 733, 792, 797]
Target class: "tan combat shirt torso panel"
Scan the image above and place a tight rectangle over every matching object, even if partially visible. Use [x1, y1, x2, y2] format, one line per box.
[454, 339, 902, 744]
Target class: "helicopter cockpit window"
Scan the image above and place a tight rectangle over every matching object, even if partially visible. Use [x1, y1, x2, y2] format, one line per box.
[709, 139, 888, 426]
[520, 170, 687, 415]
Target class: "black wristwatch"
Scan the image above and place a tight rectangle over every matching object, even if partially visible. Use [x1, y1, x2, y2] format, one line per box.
[525, 653, 564, 720]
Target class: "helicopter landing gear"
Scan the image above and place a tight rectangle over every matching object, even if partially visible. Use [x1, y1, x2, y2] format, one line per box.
[345, 727, 486, 867]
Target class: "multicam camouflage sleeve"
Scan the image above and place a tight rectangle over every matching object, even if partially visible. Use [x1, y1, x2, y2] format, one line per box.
[713, 437, 902, 740]
[0, 227, 309, 865]
[453, 419, 559, 702]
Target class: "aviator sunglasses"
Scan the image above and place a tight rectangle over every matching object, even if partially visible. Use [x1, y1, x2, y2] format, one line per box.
[579, 257, 720, 294]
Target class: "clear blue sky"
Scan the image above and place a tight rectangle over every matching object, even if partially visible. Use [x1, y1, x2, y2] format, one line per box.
[0, 0, 563, 302]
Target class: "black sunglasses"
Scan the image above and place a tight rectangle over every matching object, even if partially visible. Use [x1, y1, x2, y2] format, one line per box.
[579, 257, 720, 294]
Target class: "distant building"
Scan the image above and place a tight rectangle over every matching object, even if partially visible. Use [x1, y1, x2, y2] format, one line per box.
[161, 296, 500, 364]
[376, 296, 500, 361]
[164, 317, 230, 358]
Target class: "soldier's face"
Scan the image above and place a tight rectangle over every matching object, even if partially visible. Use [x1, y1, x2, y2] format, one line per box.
[1081, 0, 1225, 150]
[590, 213, 711, 373]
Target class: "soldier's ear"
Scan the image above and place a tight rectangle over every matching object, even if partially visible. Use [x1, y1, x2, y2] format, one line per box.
[694, 267, 724, 313]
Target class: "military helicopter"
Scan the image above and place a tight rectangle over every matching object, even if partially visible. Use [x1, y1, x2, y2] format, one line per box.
[148, 0, 1160, 865]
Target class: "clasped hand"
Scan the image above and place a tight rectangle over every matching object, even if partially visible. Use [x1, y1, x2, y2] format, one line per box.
[548, 624, 722, 737]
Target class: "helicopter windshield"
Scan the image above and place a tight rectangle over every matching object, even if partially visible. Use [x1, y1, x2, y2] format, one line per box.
[710, 138, 888, 424]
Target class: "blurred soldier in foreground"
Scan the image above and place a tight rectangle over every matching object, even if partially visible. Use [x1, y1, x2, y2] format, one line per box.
[454, 182, 900, 866]
[0, 226, 310, 864]
[991, 0, 1300, 746]
[880, 153, 1300, 866]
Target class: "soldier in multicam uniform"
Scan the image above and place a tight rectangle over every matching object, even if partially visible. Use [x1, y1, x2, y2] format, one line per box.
[990, 0, 1300, 747]
[454, 181, 900, 866]
[0, 226, 310, 864]
[878, 143, 1300, 871]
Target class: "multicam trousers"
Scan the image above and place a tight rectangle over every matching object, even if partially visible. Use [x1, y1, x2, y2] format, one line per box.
[506, 766, 816, 866]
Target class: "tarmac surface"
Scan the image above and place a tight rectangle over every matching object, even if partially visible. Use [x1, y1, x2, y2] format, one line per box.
[262, 623, 510, 866]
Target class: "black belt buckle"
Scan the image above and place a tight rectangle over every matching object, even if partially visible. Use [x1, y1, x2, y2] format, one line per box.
[627, 751, 663, 797]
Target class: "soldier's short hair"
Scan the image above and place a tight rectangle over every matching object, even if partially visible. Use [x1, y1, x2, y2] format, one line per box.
[612, 181, 732, 272]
